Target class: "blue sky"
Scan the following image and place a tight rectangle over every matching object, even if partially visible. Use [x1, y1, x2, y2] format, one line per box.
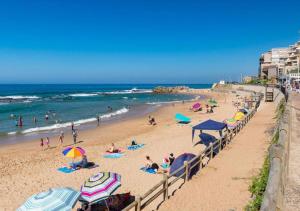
[0, 0, 299, 84]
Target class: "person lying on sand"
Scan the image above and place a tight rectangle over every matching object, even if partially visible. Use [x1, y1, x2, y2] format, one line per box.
[107, 143, 119, 153]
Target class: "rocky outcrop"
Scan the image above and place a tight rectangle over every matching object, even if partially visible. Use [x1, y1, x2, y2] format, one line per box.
[152, 86, 189, 94]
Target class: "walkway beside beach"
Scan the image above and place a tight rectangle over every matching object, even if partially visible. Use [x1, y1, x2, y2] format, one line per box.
[158, 100, 276, 210]
[284, 93, 300, 210]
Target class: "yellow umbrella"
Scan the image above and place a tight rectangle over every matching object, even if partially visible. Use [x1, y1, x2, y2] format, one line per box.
[234, 112, 245, 121]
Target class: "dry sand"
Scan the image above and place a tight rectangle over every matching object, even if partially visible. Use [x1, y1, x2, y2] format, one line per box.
[0, 89, 272, 211]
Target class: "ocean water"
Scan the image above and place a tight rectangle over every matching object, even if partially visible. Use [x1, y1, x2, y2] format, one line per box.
[0, 84, 211, 143]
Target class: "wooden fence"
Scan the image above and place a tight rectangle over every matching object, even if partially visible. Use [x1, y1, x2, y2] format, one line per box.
[123, 97, 261, 211]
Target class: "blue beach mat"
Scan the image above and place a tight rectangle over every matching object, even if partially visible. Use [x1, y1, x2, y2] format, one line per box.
[57, 167, 75, 174]
[140, 167, 156, 174]
[127, 144, 145, 151]
[103, 153, 124, 159]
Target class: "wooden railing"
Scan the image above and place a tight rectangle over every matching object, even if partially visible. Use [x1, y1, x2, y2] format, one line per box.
[123, 98, 260, 211]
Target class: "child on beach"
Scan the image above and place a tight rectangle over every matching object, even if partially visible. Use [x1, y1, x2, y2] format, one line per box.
[40, 138, 44, 150]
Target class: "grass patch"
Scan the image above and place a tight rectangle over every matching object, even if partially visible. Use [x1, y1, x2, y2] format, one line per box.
[245, 156, 270, 211]
[245, 125, 280, 210]
[275, 99, 285, 121]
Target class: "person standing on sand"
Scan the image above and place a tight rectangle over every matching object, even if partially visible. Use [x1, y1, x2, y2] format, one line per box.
[71, 122, 74, 131]
[59, 131, 64, 145]
[97, 115, 100, 126]
[72, 130, 78, 145]
[40, 138, 44, 150]
[46, 137, 50, 148]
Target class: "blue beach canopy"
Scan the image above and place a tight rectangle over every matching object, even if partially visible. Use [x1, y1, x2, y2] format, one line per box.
[175, 113, 191, 123]
[17, 187, 80, 211]
[169, 153, 199, 179]
[192, 119, 227, 140]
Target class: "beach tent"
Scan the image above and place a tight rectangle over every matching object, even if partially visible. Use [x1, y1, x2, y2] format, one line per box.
[192, 119, 227, 140]
[234, 112, 245, 121]
[192, 102, 202, 112]
[199, 133, 220, 155]
[17, 188, 80, 211]
[169, 153, 199, 179]
[175, 113, 191, 124]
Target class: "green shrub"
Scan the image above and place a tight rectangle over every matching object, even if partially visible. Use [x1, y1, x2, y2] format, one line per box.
[245, 156, 270, 211]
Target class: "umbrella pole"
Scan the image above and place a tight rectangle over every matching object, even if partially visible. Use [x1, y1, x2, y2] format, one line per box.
[105, 199, 110, 211]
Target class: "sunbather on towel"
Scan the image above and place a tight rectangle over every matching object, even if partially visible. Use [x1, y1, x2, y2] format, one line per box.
[145, 156, 165, 173]
[107, 143, 119, 153]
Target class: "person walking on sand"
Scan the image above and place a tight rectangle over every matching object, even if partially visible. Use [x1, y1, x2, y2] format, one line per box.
[72, 130, 78, 145]
[40, 138, 44, 150]
[46, 137, 50, 148]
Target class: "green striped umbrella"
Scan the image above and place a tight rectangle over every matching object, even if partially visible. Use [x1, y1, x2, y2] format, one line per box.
[17, 187, 80, 211]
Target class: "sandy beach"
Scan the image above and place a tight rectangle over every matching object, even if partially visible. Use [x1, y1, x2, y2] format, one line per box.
[0, 88, 266, 210]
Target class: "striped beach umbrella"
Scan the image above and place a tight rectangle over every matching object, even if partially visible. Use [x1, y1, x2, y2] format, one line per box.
[63, 146, 85, 158]
[17, 187, 80, 211]
[80, 172, 121, 204]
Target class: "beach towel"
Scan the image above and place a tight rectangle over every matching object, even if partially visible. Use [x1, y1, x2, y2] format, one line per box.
[127, 144, 145, 151]
[140, 167, 156, 174]
[57, 167, 75, 174]
[103, 153, 124, 159]
[161, 163, 170, 169]
[175, 113, 191, 124]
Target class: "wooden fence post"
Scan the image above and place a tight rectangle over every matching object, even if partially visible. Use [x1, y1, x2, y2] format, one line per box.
[135, 195, 141, 211]
[209, 142, 213, 160]
[184, 161, 189, 182]
[199, 154, 203, 170]
[163, 174, 168, 201]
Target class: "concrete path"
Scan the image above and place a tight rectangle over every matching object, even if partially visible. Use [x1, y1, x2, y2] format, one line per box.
[157, 101, 276, 211]
[284, 93, 300, 210]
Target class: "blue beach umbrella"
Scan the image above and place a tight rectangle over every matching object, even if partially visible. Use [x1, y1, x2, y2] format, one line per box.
[17, 187, 80, 211]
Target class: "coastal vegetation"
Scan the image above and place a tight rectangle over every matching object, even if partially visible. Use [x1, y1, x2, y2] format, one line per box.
[245, 98, 285, 210]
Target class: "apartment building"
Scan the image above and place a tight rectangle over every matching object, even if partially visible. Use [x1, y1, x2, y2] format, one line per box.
[259, 41, 300, 81]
